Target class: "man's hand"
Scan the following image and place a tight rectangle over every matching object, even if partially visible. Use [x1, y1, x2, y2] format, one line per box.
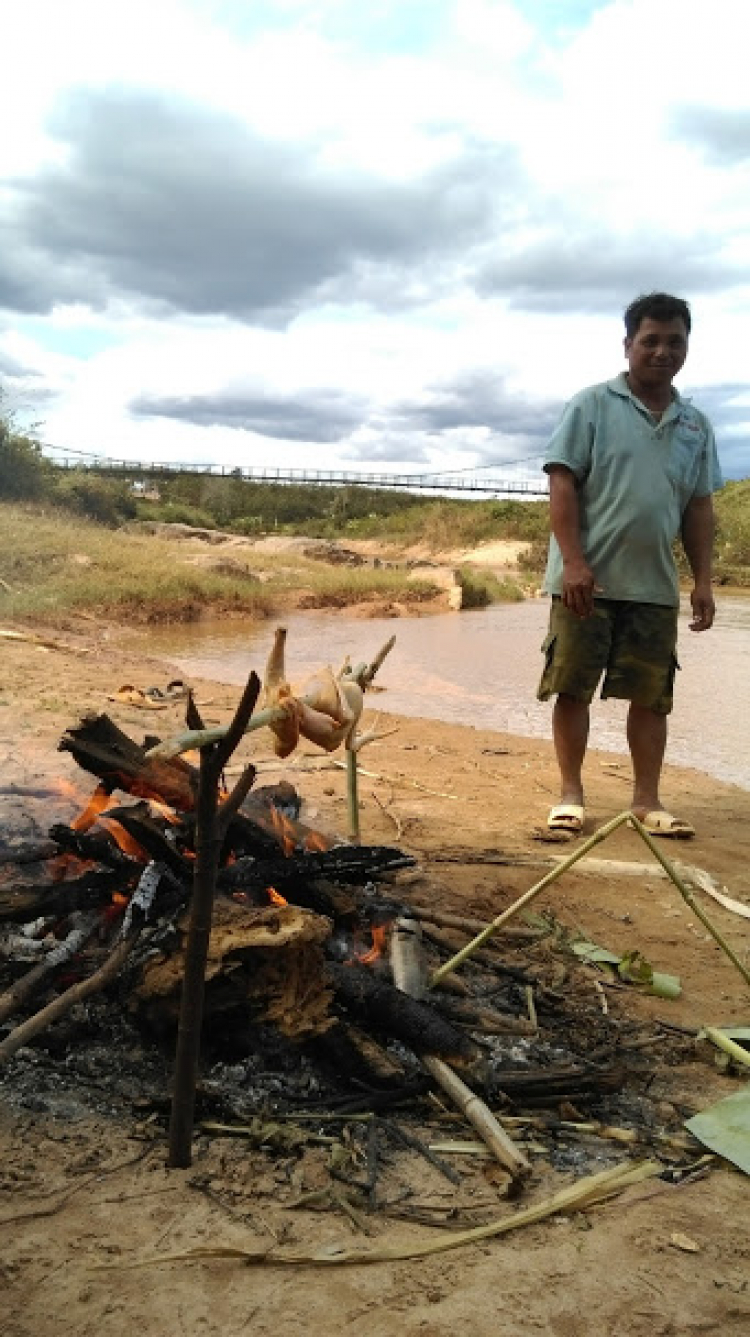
[561, 557, 601, 618]
[689, 583, 715, 631]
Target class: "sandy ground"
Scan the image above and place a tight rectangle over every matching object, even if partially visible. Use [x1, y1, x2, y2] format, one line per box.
[1, 614, 749, 1337]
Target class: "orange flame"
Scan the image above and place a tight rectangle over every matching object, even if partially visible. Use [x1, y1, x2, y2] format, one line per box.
[98, 818, 149, 860]
[266, 886, 288, 907]
[357, 923, 389, 966]
[268, 805, 297, 857]
[148, 798, 180, 826]
[71, 783, 114, 834]
[267, 803, 333, 856]
[303, 829, 329, 853]
[71, 783, 148, 860]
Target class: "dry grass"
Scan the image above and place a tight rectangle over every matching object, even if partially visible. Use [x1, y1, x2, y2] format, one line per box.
[0, 504, 447, 624]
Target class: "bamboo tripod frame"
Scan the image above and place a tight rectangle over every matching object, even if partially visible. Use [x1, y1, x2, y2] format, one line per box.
[429, 810, 750, 993]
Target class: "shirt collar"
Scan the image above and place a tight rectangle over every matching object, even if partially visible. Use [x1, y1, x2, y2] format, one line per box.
[607, 372, 684, 423]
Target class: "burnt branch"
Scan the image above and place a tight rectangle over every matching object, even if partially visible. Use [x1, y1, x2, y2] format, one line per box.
[0, 929, 141, 1066]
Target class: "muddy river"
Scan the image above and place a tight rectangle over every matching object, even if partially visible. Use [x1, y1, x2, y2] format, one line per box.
[142, 595, 750, 791]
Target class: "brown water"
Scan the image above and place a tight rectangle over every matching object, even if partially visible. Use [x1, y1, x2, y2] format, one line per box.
[142, 595, 750, 790]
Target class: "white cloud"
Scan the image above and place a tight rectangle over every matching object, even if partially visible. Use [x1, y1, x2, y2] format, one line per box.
[2, 0, 749, 478]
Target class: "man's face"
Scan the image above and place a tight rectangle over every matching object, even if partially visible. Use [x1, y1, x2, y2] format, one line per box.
[624, 316, 689, 389]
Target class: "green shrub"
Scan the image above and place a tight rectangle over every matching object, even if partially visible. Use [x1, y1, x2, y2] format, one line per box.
[518, 537, 549, 573]
[142, 501, 217, 528]
[0, 426, 51, 500]
[51, 471, 137, 525]
[457, 566, 524, 606]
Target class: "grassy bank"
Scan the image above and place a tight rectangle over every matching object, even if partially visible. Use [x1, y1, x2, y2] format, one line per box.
[0, 503, 519, 625]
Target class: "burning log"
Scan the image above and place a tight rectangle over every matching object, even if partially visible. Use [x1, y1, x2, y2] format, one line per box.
[49, 822, 139, 872]
[0, 866, 135, 923]
[59, 713, 199, 812]
[217, 845, 415, 896]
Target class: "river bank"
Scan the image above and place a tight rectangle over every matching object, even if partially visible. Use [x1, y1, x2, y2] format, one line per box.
[2, 616, 750, 1336]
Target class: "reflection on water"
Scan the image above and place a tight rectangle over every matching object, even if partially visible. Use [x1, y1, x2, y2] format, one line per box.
[142, 595, 750, 791]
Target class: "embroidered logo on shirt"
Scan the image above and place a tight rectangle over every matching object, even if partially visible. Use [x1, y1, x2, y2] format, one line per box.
[676, 413, 702, 434]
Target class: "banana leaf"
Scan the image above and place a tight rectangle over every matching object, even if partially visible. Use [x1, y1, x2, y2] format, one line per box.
[685, 1086, 750, 1175]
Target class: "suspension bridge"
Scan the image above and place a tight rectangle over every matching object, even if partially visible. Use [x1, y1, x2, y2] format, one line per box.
[44, 447, 549, 499]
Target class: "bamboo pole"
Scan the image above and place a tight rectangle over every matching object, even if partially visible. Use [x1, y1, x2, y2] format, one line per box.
[703, 1025, 750, 1069]
[430, 810, 633, 987]
[430, 810, 750, 994]
[390, 906, 531, 1187]
[420, 1054, 532, 1187]
[626, 815, 750, 990]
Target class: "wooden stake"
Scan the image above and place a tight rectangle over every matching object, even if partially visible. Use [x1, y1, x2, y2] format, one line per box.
[346, 745, 360, 844]
[167, 672, 261, 1169]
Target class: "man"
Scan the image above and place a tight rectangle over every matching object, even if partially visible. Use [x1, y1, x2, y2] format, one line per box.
[537, 292, 722, 838]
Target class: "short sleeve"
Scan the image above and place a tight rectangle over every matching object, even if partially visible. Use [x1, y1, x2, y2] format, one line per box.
[694, 423, 723, 497]
[543, 393, 595, 482]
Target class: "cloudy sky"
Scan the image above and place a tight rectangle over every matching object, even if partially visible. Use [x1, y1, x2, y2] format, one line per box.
[1, 0, 749, 482]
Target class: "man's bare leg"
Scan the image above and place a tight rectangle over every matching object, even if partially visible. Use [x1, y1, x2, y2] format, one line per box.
[552, 694, 589, 806]
[627, 702, 667, 814]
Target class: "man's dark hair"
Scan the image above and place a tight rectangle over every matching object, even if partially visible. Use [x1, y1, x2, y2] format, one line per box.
[624, 292, 691, 339]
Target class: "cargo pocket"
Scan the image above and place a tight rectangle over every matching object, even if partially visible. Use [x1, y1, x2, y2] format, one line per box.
[537, 632, 558, 701]
[656, 651, 680, 715]
[667, 650, 681, 691]
[541, 630, 556, 660]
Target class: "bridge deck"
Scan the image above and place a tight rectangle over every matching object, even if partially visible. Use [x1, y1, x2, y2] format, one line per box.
[46, 453, 549, 498]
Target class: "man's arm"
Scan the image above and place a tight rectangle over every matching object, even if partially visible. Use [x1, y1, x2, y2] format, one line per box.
[681, 493, 716, 631]
[548, 464, 598, 618]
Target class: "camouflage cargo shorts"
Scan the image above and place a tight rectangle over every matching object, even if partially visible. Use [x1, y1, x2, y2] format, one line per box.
[537, 597, 680, 716]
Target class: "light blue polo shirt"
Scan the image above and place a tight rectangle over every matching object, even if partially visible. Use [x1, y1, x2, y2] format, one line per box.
[542, 374, 723, 607]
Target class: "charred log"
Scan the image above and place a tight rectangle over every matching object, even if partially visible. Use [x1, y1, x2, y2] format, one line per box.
[49, 823, 140, 872]
[493, 1064, 626, 1107]
[0, 841, 58, 866]
[311, 1021, 408, 1089]
[0, 867, 135, 923]
[326, 962, 479, 1066]
[217, 845, 415, 899]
